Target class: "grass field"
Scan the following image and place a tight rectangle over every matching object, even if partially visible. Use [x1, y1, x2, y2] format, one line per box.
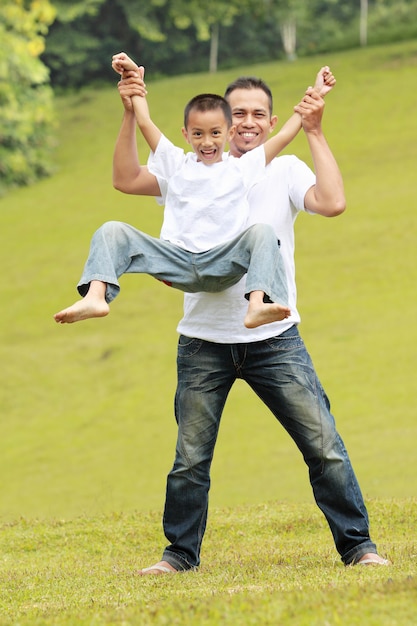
[1, 500, 416, 625]
[0, 39, 416, 624]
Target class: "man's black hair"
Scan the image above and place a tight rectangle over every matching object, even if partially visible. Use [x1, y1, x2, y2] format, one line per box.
[224, 77, 273, 116]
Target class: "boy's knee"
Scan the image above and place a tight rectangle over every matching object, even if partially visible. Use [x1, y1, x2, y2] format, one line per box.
[98, 220, 126, 239]
[102, 220, 121, 231]
[249, 223, 278, 243]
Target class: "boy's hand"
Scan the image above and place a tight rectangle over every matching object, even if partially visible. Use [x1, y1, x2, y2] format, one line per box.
[112, 52, 140, 77]
[313, 66, 336, 97]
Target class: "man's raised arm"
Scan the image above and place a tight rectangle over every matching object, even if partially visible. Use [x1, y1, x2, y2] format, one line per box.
[296, 88, 346, 217]
[112, 63, 161, 196]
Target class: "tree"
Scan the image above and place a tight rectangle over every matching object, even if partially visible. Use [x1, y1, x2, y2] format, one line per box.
[360, 0, 368, 45]
[42, 0, 168, 88]
[280, 16, 297, 60]
[256, 0, 309, 61]
[169, 0, 251, 72]
[0, 0, 56, 196]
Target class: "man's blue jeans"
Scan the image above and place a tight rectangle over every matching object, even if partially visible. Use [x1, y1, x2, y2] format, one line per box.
[162, 325, 377, 569]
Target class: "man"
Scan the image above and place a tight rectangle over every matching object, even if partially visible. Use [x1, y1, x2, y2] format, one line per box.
[113, 66, 388, 573]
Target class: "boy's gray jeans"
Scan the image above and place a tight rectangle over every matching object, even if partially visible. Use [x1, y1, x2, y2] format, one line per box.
[77, 220, 288, 305]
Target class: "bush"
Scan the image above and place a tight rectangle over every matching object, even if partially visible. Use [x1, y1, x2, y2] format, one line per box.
[0, 1, 56, 196]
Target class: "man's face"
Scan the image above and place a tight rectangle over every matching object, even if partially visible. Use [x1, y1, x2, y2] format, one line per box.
[226, 88, 278, 157]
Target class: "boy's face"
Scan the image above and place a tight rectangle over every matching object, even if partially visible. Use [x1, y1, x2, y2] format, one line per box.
[182, 109, 235, 165]
[226, 88, 278, 158]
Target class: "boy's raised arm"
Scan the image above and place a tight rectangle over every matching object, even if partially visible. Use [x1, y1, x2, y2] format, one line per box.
[263, 66, 336, 166]
[112, 52, 162, 153]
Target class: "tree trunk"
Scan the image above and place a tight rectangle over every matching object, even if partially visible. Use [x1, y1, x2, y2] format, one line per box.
[360, 0, 368, 46]
[209, 22, 219, 73]
[280, 18, 297, 61]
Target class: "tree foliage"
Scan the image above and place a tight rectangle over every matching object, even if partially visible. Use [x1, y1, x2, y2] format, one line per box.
[42, 0, 171, 88]
[2, 0, 417, 195]
[0, 0, 56, 196]
[42, 0, 417, 88]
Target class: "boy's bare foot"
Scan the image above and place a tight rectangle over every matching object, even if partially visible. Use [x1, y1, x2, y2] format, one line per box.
[54, 298, 109, 324]
[138, 560, 178, 576]
[244, 303, 291, 329]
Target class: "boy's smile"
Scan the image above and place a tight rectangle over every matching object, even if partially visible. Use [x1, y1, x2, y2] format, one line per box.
[182, 109, 235, 165]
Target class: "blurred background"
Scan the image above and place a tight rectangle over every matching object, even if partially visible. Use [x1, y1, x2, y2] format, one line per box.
[1, 0, 416, 522]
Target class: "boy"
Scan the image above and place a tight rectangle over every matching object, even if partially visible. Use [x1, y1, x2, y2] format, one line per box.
[54, 55, 334, 328]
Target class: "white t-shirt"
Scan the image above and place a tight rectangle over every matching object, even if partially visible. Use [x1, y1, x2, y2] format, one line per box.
[148, 134, 267, 253]
[177, 154, 316, 343]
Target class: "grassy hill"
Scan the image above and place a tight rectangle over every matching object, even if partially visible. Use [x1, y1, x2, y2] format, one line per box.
[1, 40, 416, 522]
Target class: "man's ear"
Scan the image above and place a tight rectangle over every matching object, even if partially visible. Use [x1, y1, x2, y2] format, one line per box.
[269, 115, 278, 133]
[181, 127, 190, 144]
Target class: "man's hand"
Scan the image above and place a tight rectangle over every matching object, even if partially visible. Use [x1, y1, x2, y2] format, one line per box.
[117, 67, 147, 112]
[293, 88, 325, 133]
[313, 66, 336, 97]
[292, 65, 335, 132]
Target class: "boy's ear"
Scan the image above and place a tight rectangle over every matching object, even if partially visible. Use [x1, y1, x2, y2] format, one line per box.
[228, 125, 236, 141]
[181, 127, 190, 143]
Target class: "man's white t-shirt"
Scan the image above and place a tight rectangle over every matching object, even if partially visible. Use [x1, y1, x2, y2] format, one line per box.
[176, 154, 316, 343]
[148, 134, 267, 253]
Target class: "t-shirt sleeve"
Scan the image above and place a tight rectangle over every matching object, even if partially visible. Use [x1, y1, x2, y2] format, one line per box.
[237, 145, 267, 190]
[147, 134, 185, 180]
[154, 176, 168, 207]
[148, 134, 184, 206]
[287, 156, 316, 213]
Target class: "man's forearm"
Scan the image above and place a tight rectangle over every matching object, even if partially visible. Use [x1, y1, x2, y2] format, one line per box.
[112, 109, 160, 196]
[304, 129, 346, 217]
[113, 109, 140, 190]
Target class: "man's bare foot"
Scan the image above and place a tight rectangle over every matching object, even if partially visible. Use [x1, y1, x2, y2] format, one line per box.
[244, 303, 291, 329]
[54, 298, 109, 324]
[356, 553, 390, 566]
[138, 560, 178, 576]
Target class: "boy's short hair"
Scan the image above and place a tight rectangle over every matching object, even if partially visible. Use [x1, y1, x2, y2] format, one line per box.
[224, 77, 273, 116]
[184, 94, 233, 129]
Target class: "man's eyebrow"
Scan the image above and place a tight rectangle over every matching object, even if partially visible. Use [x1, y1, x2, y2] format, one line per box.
[232, 107, 267, 114]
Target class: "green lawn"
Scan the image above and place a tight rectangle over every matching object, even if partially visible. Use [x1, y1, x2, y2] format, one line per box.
[0, 500, 416, 625]
[1, 40, 416, 519]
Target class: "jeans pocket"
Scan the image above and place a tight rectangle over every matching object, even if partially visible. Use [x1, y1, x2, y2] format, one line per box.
[177, 335, 204, 358]
[265, 325, 303, 352]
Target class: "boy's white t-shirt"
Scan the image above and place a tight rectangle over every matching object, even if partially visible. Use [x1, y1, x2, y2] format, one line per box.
[148, 134, 267, 253]
[176, 154, 316, 343]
